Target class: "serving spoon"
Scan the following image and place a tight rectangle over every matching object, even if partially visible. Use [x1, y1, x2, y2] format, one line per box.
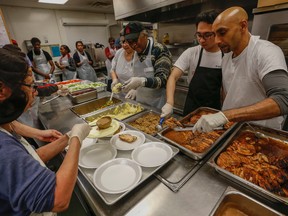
[246, 123, 268, 140]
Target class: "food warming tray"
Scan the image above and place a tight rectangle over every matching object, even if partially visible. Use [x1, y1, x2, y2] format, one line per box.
[208, 122, 288, 205]
[157, 107, 238, 160]
[84, 102, 145, 123]
[70, 96, 122, 116]
[77, 126, 179, 205]
[69, 89, 98, 104]
[209, 186, 284, 216]
[124, 110, 165, 136]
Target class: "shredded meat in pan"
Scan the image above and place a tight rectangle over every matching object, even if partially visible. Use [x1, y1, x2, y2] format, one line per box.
[217, 131, 288, 197]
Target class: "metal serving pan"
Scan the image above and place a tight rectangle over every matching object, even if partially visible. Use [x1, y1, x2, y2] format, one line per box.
[209, 122, 288, 205]
[209, 186, 284, 216]
[70, 96, 122, 116]
[77, 125, 179, 205]
[69, 89, 98, 104]
[157, 107, 237, 160]
[84, 102, 145, 123]
[123, 110, 165, 136]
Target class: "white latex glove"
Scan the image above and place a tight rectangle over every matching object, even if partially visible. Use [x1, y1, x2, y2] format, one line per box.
[192, 111, 229, 133]
[161, 103, 173, 118]
[111, 79, 119, 89]
[57, 86, 69, 96]
[122, 77, 146, 93]
[125, 89, 137, 100]
[68, 123, 91, 145]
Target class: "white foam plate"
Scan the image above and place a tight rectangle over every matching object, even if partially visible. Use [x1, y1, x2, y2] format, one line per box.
[131, 142, 173, 167]
[110, 130, 145, 150]
[79, 144, 117, 169]
[88, 119, 120, 138]
[93, 158, 142, 194]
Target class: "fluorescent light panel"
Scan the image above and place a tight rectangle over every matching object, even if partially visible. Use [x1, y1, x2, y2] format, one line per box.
[39, 0, 68, 4]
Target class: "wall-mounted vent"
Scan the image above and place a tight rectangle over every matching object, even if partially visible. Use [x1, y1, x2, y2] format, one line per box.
[89, 0, 112, 8]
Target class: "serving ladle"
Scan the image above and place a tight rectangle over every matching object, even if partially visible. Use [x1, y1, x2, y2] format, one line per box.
[246, 123, 268, 140]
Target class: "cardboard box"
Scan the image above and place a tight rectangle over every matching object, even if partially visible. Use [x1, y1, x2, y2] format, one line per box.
[257, 0, 288, 7]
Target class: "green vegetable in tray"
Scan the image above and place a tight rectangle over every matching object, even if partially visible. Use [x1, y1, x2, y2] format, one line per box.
[68, 82, 106, 93]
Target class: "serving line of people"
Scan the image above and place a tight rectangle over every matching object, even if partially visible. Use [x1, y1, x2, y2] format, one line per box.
[115, 7, 288, 132]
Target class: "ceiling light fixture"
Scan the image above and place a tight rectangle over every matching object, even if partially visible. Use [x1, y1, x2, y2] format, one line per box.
[39, 0, 68, 4]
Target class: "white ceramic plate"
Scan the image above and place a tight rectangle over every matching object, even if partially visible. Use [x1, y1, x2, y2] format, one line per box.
[93, 158, 142, 194]
[79, 144, 117, 169]
[131, 142, 173, 167]
[110, 130, 145, 151]
[88, 119, 120, 138]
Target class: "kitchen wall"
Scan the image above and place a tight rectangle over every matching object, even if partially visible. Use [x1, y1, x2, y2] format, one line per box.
[0, 5, 120, 54]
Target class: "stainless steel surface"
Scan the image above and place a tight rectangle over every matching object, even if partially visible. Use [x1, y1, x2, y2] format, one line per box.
[84, 102, 145, 122]
[246, 122, 268, 140]
[41, 95, 60, 105]
[71, 96, 122, 116]
[209, 122, 288, 205]
[154, 151, 202, 192]
[251, 5, 288, 65]
[78, 130, 179, 205]
[158, 107, 238, 160]
[209, 187, 284, 216]
[38, 92, 288, 216]
[70, 89, 98, 104]
[173, 85, 188, 115]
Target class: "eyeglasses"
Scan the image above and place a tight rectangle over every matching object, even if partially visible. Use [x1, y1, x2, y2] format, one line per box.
[195, 32, 215, 40]
[20, 83, 38, 92]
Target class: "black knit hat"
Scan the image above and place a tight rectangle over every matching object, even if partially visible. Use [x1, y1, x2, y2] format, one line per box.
[123, 22, 145, 40]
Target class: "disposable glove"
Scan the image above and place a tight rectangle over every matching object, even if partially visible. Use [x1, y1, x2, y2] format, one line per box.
[125, 89, 137, 100]
[161, 103, 173, 118]
[57, 86, 69, 96]
[122, 77, 146, 93]
[192, 111, 229, 133]
[111, 79, 119, 89]
[68, 123, 91, 145]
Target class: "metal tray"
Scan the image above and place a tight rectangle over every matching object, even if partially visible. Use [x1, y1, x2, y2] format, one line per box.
[84, 102, 145, 123]
[70, 96, 122, 116]
[69, 89, 98, 104]
[208, 122, 288, 205]
[209, 186, 284, 216]
[124, 110, 165, 136]
[77, 127, 179, 205]
[157, 107, 237, 160]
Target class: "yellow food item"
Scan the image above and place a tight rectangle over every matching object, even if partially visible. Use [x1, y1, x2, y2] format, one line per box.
[112, 83, 123, 93]
[119, 134, 137, 143]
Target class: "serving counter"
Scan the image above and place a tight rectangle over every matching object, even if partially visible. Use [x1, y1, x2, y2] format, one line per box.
[38, 92, 288, 216]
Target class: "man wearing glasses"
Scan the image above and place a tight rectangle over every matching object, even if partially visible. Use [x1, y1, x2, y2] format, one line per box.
[122, 22, 172, 109]
[161, 10, 223, 118]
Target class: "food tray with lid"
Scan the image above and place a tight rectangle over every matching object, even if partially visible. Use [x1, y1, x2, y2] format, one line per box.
[70, 96, 122, 116]
[84, 102, 145, 123]
[157, 107, 238, 160]
[209, 186, 284, 216]
[76, 125, 179, 205]
[208, 122, 288, 205]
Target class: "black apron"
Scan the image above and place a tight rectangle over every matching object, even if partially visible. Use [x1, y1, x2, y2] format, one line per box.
[183, 48, 222, 116]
